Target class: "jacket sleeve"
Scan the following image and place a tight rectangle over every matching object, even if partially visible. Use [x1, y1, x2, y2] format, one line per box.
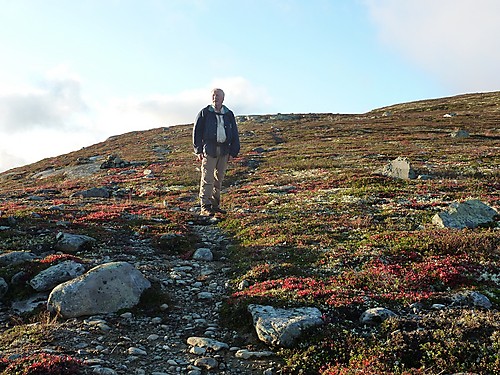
[229, 111, 240, 157]
[193, 108, 205, 154]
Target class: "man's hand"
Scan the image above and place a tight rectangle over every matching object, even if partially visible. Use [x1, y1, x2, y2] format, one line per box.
[196, 153, 204, 162]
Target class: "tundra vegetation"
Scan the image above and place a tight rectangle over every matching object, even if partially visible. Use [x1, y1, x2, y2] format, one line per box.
[0, 92, 499, 374]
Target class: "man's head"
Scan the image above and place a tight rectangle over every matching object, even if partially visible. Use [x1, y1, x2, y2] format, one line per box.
[211, 88, 225, 110]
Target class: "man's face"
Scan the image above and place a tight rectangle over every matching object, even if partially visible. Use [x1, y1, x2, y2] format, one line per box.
[212, 90, 224, 108]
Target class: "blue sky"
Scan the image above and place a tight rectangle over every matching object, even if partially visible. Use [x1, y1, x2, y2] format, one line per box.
[0, 0, 499, 172]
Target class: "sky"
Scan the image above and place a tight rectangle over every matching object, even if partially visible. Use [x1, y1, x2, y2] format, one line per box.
[0, 0, 499, 173]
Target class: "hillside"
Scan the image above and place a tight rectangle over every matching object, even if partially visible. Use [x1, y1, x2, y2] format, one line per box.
[0, 91, 499, 374]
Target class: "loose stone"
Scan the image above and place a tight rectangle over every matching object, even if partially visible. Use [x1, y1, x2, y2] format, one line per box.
[194, 357, 218, 370]
[235, 349, 275, 359]
[127, 347, 147, 356]
[190, 346, 207, 355]
[186, 337, 229, 351]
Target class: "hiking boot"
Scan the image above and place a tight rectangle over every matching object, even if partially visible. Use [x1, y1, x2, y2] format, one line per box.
[212, 206, 227, 214]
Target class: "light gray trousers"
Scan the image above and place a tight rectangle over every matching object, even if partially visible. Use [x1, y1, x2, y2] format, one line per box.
[199, 149, 229, 209]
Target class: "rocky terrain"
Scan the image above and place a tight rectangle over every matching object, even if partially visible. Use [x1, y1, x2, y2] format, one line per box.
[0, 186, 281, 374]
[0, 91, 499, 374]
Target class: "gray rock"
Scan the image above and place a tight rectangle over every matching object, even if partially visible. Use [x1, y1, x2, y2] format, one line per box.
[248, 304, 324, 348]
[192, 248, 213, 261]
[28, 195, 47, 201]
[197, 292, 214, 300]
[469, 291, 492, 309]
[451, 129, 469, 138]
[360, 307, 397, 324]
[0, 251, 37, 266]
[10, 271, 28, 286]
[0, 277, 8, 299]
[417, 174, 433, 180]
[432, 199, 498, 229]
[11, 293, 49, 313]
[100, 154, 130, 169]
[267, 185, 296, 194]
[186, 337, 229, 351]
[194, 357, 218, 370]
[378, 157, 417, 179]
[190, 346, 207, 355]
[270, 114, 301, 121]
[453, 291, 492, 309]
[29, 260, 86, 292]
[127, 347, 147, 356]
[91, 367, 118, 375]
[55, 232, 97, 253]
[47, 262, 151, 318]
[431, 304, 446, 310]
[235, 349, 275, 359]
[73, 187, 110, 198]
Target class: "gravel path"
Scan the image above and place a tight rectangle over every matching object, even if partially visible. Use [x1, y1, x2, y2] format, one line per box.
[46, 218, 283, 375]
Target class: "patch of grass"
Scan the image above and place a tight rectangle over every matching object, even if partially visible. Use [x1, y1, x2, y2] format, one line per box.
[0, 310, 59, 351]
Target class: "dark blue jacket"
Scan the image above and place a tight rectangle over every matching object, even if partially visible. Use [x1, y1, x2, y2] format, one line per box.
[193, 105, 240, 158]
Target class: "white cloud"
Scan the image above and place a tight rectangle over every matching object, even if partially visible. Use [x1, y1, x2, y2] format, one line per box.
[212, 77, 274, 115]
[365, 0, 500, 92]
[0, 72, 271, 173]
[93, 77, 273, 138]
[0, 127, 97, 173]
[0, 148, 27, 173]
[0, 65, 87, 133]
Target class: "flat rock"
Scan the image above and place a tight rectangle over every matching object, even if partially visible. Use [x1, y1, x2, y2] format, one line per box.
[248, 304, 324, 348]
[55, 232, 97, 253]
[186, 337, 229, 351]
[29, 260, 86, 292]
[360, 307, 397, 324]
[235, 349, 275, 359]
[0, 251, 37, 266]
[432, 199, 498, 229]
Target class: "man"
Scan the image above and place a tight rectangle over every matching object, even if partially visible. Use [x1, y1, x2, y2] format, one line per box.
[193, 88, 240, 216]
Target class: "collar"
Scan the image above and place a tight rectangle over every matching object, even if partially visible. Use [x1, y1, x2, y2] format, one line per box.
[208, 105, 228, 114]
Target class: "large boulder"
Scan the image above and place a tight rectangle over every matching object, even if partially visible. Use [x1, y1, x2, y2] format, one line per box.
[248, 304, 324, 348]
[47, 262, 151, 318]
[432, 199, 498, 229]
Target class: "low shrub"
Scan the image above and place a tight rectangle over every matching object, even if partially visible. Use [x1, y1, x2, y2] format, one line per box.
[0, 353, 83, 375]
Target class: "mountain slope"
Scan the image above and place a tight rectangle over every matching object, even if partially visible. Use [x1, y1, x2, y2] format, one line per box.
[0, 91, 499, 374]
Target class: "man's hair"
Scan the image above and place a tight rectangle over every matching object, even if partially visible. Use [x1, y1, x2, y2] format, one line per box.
[212, 88, 225, 98]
